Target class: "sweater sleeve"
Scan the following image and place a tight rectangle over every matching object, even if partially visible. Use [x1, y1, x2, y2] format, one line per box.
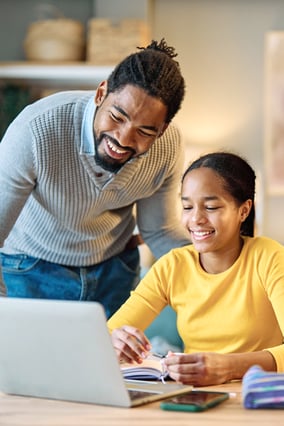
[136, 124, 191, 259]
[0, 106, 36, 246]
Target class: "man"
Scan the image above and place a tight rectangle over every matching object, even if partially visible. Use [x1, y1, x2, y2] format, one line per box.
[0, 39, 190, 317]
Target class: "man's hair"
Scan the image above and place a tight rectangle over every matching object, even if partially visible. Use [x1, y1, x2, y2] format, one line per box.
[106, 39, 185, 123]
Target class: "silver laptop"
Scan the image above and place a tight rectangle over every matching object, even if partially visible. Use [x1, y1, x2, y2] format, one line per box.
[0, 298, 192, 407]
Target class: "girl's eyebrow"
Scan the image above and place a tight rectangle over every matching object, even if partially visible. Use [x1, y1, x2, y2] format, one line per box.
[181, 195, 219, 202]
[113, 105, 159, 133]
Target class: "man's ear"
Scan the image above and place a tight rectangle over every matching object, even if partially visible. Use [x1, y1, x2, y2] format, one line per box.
[95, 80, 108, 106]
[158, 123, 169, 138]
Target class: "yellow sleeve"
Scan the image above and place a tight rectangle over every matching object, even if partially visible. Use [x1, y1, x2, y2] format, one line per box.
[259, 238, 284, 371]
[107, 254, 170, 332]
[266, 346, 284, 372]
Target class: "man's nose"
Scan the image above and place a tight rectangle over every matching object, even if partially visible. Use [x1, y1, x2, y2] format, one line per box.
[116, 125, 136, 149]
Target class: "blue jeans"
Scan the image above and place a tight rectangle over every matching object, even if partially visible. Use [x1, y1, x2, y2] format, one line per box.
[0, 248, 140, 319]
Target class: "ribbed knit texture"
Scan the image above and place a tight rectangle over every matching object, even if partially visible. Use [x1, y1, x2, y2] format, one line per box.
[0, 91, 190, 266]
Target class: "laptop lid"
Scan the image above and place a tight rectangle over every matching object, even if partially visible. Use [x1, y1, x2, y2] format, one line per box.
[0, 298, 191, 407]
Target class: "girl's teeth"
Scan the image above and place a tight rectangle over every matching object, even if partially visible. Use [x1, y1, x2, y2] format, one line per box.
[193, 231, 213, 237]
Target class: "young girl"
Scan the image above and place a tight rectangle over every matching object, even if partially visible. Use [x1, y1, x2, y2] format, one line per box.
[108, 152, 284, 386]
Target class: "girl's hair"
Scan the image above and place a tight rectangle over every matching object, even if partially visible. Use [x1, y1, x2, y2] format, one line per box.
[182, 152, 256, 237]
[106, 39, 185, 123]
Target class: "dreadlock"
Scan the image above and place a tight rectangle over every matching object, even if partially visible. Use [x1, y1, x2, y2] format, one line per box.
[106, 39, 185, 123]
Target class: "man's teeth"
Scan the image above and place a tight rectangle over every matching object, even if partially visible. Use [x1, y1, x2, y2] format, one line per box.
[107, 140, 125, 154]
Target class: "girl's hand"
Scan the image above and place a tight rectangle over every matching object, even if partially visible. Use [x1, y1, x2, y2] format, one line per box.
[164, 352, 232, 386]
[111, 325, 151, 364]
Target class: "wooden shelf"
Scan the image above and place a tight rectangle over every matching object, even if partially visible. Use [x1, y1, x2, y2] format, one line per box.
[0, 61, 114, 88]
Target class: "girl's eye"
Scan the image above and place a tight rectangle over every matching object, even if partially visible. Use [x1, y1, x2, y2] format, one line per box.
[182, 206, 218, 211]
[206, 206, 219, 211]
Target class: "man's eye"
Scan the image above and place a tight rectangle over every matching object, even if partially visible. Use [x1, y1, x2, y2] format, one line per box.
[110, 112, 122, 122]
[206, 206, 218, 211]
[183, 205, 192, 210]
[138, 129, 156, 138]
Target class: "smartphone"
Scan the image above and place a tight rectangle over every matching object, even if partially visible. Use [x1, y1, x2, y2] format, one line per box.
[160, 390, 229, 412]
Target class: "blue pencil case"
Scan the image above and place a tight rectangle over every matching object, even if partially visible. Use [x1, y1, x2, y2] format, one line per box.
[242, 365, 284, 409]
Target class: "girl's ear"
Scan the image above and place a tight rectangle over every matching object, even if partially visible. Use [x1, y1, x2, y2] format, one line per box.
[95, 80, 108, 106]
[240, 199, 252, 222]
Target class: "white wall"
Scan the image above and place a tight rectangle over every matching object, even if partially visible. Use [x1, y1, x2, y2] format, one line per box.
[94, 0, 147, 20]
[150, 0, 284, 242]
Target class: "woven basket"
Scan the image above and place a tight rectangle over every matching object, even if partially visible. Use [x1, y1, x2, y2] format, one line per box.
[86, 18, 150, 65]
[24, 19, 85, 62]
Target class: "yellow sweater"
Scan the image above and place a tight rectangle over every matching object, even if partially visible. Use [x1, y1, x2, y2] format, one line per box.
[108, 236, 284, 371]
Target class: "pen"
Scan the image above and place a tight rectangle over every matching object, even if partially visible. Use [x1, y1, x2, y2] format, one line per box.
[147, 352, 165, 359]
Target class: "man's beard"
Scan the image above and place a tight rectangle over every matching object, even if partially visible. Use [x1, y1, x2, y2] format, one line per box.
[94, 133, 124, 173]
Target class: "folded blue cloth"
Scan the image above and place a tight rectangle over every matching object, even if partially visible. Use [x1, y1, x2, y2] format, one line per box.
[242, 365, 284, 409]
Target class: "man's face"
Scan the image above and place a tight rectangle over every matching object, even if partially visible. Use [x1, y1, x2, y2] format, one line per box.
[93, 81, 168, 172]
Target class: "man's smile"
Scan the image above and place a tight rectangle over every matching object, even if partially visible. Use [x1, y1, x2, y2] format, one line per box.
[102, 135, 135, 160]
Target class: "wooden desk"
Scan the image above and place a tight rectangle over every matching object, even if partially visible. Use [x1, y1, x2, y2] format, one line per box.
[0, 382, 281, 426]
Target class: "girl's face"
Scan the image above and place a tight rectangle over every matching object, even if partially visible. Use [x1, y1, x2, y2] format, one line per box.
[181, 167, 251, 261]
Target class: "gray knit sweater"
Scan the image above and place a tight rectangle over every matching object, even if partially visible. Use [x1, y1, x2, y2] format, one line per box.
[0, 91, 190, 266]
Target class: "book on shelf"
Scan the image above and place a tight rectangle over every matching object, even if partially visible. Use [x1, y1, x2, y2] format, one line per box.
[121, 354, 168, 381]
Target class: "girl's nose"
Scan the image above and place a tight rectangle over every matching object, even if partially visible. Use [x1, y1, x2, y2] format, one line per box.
[191, 208, 206, 224]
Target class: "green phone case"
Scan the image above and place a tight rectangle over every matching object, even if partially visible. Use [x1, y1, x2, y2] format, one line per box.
[160, 391, 229, 412]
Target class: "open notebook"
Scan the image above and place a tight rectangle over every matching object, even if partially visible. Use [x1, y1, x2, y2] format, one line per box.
[0, 298, 192, 407]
